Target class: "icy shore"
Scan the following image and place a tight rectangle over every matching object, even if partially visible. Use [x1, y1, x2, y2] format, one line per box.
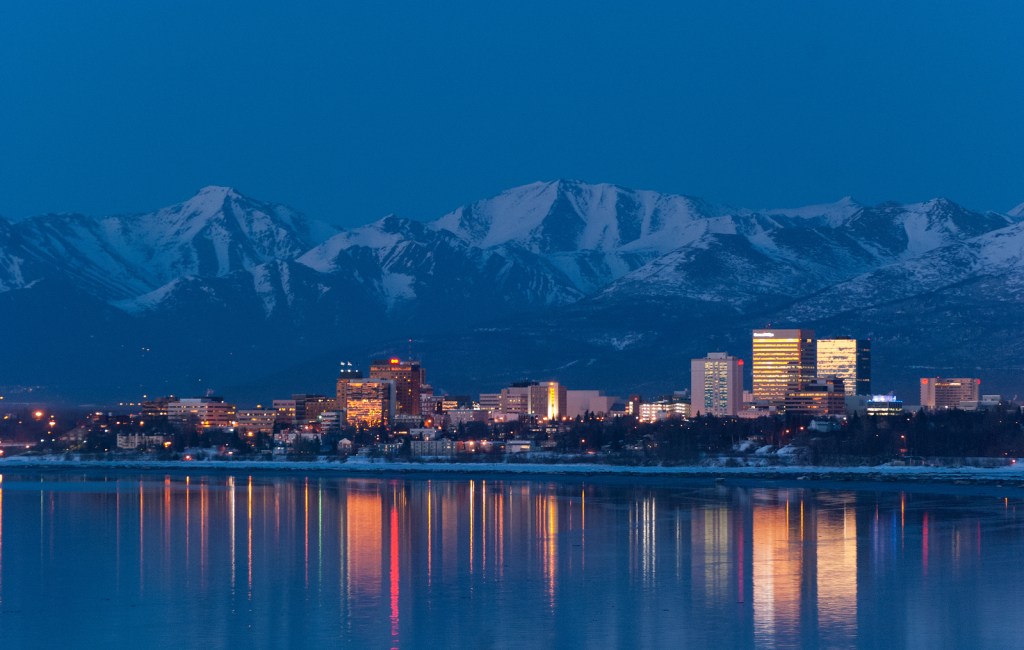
[2, 455, 1024, 486]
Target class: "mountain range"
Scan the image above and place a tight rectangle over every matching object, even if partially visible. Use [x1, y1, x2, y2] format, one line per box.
[1, 180, 1021, 404]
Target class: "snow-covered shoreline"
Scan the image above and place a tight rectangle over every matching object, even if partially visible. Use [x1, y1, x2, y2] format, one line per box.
[2, 456, 1024, 487]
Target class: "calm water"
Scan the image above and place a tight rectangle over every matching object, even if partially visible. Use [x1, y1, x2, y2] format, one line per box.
[1, 471, 1024, 648]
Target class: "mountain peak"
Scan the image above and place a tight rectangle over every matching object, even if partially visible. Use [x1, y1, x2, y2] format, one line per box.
[178, 185, 246, 214]
[765, 196, 863, 225]
[194, 185, 240, 196]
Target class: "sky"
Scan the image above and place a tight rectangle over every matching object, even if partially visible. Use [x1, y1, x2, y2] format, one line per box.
[1, 1, 1022, 227]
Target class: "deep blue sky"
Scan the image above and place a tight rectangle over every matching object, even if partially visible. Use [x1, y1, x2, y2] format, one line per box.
[2, 1, 1022, 226]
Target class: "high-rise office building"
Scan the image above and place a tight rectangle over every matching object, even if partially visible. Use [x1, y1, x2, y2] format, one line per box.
[344, 379, 396, 428]
[752, 328, 816, 408]
[816, 337, 871, 396]
[690, 352, 743, 416]
[335, 362, 364, 416]
[528, 382, 567, 420]
[370, 358, 424, 417]
[920, 377, 980, 410]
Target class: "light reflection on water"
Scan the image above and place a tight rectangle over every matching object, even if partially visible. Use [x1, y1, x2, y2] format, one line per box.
[0, 472, 1022, 648]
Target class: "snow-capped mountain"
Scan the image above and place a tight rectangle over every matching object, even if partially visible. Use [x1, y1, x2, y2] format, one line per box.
[0, 181, 1020, 402]
[7, 186, 338, 301]
[431, 180, 730, 293]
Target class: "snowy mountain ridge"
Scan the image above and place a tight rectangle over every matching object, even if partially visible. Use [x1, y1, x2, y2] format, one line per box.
[1, 180, 1021, 402]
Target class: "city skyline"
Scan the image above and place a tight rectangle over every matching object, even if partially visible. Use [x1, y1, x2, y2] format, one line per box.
[2, 2, 1019, 648]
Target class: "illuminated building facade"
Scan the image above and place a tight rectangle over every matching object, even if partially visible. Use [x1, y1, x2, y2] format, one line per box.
[345, 379, 396, 428]
[920, 377, 980, 410]
[498, 383, 532, 415]
[272, 399, 298, 425]
[317, 410, 345, 434]
[752, 329, 816, 408]
[494, 381, 567, 420]
[816, 337, 871, 396]
[478, 393, 501, 413]
[236, 409, 276, 434]
[335, 362, 365, 415]
[690, 352, 743, 416]
[528, 382, 567, 420]
[865, 395, 904, 416]
[272, 394, 336, 426]
[293, 394, 336, 424]
[637, 400, 690, 423]
[141, 396, 176, 418]
[168, 397, 236, 431]
[370, 358, 424, 417]
[784, 378, 846, 416]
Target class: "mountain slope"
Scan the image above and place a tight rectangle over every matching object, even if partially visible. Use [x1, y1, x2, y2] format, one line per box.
[1, 180, 1021, 402]
[10, 186, 338, 301]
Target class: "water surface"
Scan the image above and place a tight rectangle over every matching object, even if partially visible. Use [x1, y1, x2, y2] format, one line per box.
[1, 471, 1023, 648]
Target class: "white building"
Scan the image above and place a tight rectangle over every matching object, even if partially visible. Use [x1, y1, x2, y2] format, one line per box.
[690, 353, 743, 416]
[638, 400, 690, 423]
[566, 390, 618, 418]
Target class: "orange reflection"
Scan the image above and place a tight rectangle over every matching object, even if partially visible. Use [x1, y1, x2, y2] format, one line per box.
[817, 504, 857, 645]
[201, 480, 208, 587]
[247, 476, 253, 598]
[496, 488, 504, 578]
[545, 494, 558, 608]
[469, 480, 475, 573]
[390, 500, 400, 644]
[753, 499, 802, 644]
[185, 476, 190, 575]
[442, 485, 457, 580]
[163, 477, 171, 567]
[346, 489, 382, 599]
[426, 484, 432, 585]
[228, 476, 236, 593]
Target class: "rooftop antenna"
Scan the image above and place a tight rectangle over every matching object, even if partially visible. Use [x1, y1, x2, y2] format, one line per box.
[408, 337, 413, 361]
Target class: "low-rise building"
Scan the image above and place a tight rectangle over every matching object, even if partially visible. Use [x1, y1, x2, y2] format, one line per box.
[410, 438, 456, 458]
[168, 397, 236, 431]
[317, 410, 346, 434]
[505, 440, 532, 453]
[116, 432, 171, 450]
[237, 409, 276, 434]
[444, 409, 489, 430]
[866, 395, 904, 416]
[785, 378, 846, 417]
[638, 400, 690, 423]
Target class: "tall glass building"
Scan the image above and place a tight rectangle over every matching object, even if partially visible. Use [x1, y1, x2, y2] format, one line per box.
[370, 358, 425, 417]
[816, 337, 871, 396]
[752, 329, 816, 408]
